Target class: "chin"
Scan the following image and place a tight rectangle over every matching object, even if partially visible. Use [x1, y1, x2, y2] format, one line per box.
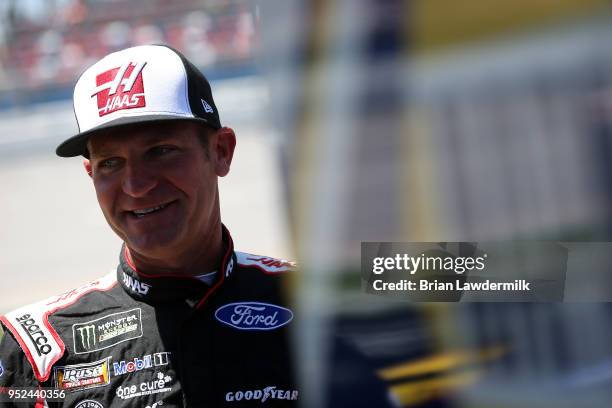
[127, 232, 180, 256]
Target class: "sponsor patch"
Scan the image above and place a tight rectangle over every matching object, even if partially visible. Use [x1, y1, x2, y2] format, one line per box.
[74, 400, 104, 408]
[0, 359, 4, 377]
[225, 386, 299, 403]
[113, 352, 170, 376]
[15, 313, 53, 356]
[115, 371, 173, 400]
[225, 257, 234, 278]
[93, 61, 147, 117]
[236, 252, 296, 273]
[54, 357, 111, 393]
[1, 272, 117, 382]
[215, 302, 293, 331]
[122, 272, 151, 296]
[72, 309, 143, 354]
[247, 257, 296, 269]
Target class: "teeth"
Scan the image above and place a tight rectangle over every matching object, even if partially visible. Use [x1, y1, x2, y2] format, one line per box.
[133, 203, 167, 217]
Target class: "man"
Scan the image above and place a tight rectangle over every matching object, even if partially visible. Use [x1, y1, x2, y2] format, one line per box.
[0, 45, 298, 407]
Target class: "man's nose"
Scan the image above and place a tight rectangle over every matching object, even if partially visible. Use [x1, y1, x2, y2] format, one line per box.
[121, 162, 158, 197]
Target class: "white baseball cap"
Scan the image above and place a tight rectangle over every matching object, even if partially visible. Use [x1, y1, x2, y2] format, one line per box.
[56, 44, 221, 157]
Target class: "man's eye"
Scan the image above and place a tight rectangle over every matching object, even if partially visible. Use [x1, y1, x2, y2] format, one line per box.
[99, 158, 120, 168]
[150, 146, 177, 156]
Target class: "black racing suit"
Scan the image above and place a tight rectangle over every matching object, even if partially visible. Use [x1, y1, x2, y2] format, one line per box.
[0, 226, 298, 407]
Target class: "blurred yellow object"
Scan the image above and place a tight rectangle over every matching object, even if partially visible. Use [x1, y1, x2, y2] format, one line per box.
[414, 0, 611, 52]
[379, 346, 507, 406]
[390, 370, 479, 407]
[378, 346, 506, 380]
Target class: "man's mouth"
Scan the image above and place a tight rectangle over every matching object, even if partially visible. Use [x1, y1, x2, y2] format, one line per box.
[129, 201, 175, 218]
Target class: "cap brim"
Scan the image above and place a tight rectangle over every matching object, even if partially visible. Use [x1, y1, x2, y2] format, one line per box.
[56, 115, 219, 157]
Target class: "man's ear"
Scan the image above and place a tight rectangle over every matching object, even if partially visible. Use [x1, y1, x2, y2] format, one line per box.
[213, 127, 236, 177]
[83, 159, 93, 178]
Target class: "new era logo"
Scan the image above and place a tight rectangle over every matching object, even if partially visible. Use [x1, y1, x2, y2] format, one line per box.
[92, 61, 147, 117]
[202, 99, 214, 113]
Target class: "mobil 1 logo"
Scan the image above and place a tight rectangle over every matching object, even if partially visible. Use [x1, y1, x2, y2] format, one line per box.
[113, 352, 171, 377]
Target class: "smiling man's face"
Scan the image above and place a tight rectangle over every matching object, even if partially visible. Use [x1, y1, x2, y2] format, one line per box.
[86, 121, 223, 261]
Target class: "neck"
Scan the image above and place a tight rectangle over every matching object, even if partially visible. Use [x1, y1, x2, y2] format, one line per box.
[126, 223, 224, 277]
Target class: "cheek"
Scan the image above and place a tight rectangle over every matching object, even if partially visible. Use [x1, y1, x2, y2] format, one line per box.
[179, 172, 216, 212]
[93, 179, 117, 215]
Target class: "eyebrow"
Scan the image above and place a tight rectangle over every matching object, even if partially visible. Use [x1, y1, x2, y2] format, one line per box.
[89, 148, 115, 160]
[89, 135, 180, 159]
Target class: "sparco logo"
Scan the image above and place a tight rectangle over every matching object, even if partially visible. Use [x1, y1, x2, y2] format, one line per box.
[225, 386, 298, 402]
[54, 357, 111, 392]
[72, 309, 143, 354]
[16, 314, 52, 356]
[122, 272, 151, 296]
[113, 352, 170, 376]
[93, 61, 146, 116]
[214, 302, 293, 331]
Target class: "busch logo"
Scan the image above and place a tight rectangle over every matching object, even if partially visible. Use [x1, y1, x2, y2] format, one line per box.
[225, 386, 298, 403]
[92, 61, 146, 116]
[215, 302, 293, 331]
[16, 314, 52, 356]
[64, 365, 103, 382]
[54, 358, 111, 392]
[123, 272, 151, 296]
[113, 352, 170, 376]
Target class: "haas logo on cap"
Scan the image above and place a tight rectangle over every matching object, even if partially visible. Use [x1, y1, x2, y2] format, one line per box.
[92, 61, 147, 117]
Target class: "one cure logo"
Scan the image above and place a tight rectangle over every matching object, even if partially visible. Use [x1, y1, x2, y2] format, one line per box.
[116, 372, 172, 400]
[215, 302, 293, 331]
[92, 61, 146, 117]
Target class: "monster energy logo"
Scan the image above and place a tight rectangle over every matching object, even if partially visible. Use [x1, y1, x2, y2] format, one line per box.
[76, 325, 96, 350]
[72, 309, 143, 354]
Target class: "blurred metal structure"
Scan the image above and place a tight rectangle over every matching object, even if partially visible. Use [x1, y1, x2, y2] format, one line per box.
[260, 0, 612, 407]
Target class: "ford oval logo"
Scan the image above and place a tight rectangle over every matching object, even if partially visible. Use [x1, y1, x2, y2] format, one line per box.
[215, 302, 293, 331]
